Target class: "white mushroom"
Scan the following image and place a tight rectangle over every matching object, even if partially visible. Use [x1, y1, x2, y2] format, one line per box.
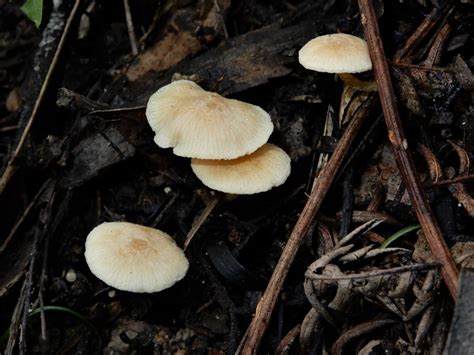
[191, 143, 291, 194]
[146, 80, 274, 160]
[85, 222, 189, 293]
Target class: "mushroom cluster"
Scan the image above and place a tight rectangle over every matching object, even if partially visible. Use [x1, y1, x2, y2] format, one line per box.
[145, 80, 291, 194]
[83, 81, 293, 294]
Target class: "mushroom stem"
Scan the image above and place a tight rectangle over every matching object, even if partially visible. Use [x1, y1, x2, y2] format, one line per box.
[338, 73, 378, 91]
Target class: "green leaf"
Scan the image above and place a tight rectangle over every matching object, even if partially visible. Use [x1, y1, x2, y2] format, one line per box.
[380, 224, 421, 249]
[21, 0, 43, 28]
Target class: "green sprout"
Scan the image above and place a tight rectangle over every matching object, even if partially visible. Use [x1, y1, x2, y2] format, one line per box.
[380, 224, 421, 249]
[20, 0, 44, 28]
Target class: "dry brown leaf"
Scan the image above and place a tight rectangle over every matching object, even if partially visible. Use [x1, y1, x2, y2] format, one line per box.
[448, 140, 470, 175]
[126, 29, 202, 82]
[451, 242, 474, 268]
[419, 144, 442, 182]
[355, 143, 410, 205]
[449, 183, 474, 218]
[197, 0, 231, 42]
[393, 68, 425, 117]
[6, 88, 22, 112]
[339, 85, 370, 126]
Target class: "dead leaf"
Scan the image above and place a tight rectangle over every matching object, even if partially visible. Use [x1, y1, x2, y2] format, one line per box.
[451, 242, 474, 268]
[419, 144, 442, 182]
[448, 140, 470, 175]
[393, 68, 425, 117]
[449, 183, 474, 218]
[6, 88, 22, 112]
[126, 27, 201, 81]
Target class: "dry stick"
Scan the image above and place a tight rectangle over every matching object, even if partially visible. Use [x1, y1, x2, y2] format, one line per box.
[123, 0, 138, 55]
[357, 0, 459, 299]
[0, 0, 83, 195]
[239, 95, 375, 354]
[393, 4, 451, 63]
[427, 174, 474, 189]
[183, 195, 221, 250]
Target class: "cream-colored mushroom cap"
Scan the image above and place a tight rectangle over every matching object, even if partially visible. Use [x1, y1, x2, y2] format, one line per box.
[191, 143, 291, 194]
[298, 33, 372, 73]
[145, 80, 274, 160]
[85, 222, 189, 293]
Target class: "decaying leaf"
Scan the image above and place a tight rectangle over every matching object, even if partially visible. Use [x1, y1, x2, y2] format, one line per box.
[451, 242, 474, 268]
[448, 140, 470, 175]
[419, 144, 443, 182]
[449, 183, 474, 218]
[302, 221, 440, 352]
[393, 67, 425, 117]
[355, 143, 410, 205]
[339, 86, 371, 126]
[453, 55, 474, 91]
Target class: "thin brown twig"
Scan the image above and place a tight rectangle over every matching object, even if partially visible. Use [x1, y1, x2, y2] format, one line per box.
[275, 324, 301, 355]
[183, 195, 220, 250]
[239, 95, 375, 354]
[123, 0, 138, 55]
[0, 179, 52, 253]
[426, 174, 474, 189]
[391, 62, 450, 72]
[358, 0, 459, 299]
[0, 0, 83, 195]
[393, 4, 452, 63]
[0, 125, 18, 133]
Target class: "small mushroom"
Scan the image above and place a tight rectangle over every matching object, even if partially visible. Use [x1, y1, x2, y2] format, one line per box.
[85, 222, 189, 293]
[191, 143, 291, 194]
[146, 80, 274, 160]
[298, 33, 376, 91]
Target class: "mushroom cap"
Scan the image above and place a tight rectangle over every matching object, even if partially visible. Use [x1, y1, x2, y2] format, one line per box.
[85, 222, 189, 293]
[298, 33, 372, 73]
[191, 143, 291, 194]
[146, 80, 274, 160]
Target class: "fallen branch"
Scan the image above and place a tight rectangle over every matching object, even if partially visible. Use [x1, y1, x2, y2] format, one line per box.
[239, 95, 376, 354]
[357, 0, 459, 298]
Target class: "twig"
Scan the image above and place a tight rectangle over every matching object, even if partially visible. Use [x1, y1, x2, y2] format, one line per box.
[0, 179, 52, 253]
[305, 263, 439, 281]
[183, 195, 221, 250]
[123, 0, 138, 55]
[0, 0, 83, 195]
[275, 324, 301, 355]
[391, 62, 450, 72]
[358, 0, 459, 299]
[0, 125, 18, 133]
[393, 4, 452, 63]
[56, 88, 108, 111]
[239, 94, 375, 354]
[426, 174, 474, 189]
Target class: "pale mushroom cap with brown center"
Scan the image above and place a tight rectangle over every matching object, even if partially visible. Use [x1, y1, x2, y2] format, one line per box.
[85, 222, 189, 293]
[146, 80, 274, 160]
[191, 143, 291, 194]
[298, 33, 372, 73]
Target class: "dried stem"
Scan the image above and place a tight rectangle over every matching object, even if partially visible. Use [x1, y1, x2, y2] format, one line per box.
[358, 0, 459, 299]
[427, 174, 474, 189]
[183, 195, 220, 250]
[123, 0, 138, 55]
[239, 95, 375, 354]
[393, 4, 452, 63]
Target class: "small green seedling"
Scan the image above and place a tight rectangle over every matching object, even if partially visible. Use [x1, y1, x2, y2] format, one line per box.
[20, 0, 43, 28]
